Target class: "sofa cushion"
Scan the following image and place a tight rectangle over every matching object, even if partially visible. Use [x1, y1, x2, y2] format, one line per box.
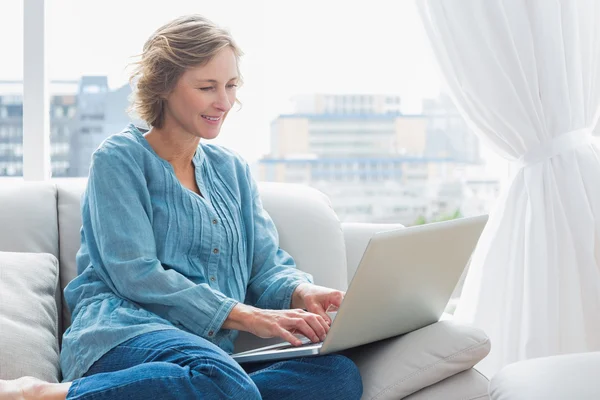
[257, 182, 348, 291]
[0, 182, 62, 341]
[0, 252, 60, 383]
[0, 181, 58, 256]
[55, 178, 87, 333]
[342, 320, 491, 400]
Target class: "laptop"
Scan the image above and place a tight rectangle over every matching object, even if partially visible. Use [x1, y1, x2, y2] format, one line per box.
[232, 214, 488, 364]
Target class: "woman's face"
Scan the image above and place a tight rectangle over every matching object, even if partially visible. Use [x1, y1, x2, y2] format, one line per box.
[164, 46, 238, 140]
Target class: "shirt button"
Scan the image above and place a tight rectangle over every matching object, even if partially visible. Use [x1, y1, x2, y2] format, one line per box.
[212, 219, 218, 224]
[210, 276, 216, 282]
[213, 248, 219, 254]
[208, 330, 214, 337]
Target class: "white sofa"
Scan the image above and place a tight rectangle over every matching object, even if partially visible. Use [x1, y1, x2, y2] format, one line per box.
[0, 179, 491, 399]
[489, 352, 600, 399]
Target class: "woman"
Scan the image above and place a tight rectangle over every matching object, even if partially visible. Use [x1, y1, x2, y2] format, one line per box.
[0, 14, 362, 400]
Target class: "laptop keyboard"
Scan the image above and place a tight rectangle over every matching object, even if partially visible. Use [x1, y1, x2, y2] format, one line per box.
[233, 335, 323, 357]
[273, 336, 323, 351]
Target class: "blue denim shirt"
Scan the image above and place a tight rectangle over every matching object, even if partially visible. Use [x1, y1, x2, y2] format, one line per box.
[60, 123, 313, 382]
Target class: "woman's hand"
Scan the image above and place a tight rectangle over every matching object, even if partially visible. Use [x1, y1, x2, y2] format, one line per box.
[291, 283, 345, 325]
[223, 303, 330, 346]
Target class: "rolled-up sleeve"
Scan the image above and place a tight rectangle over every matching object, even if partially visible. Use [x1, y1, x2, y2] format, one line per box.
[244, 164, 313, 310]
[83, 148, 238, 339]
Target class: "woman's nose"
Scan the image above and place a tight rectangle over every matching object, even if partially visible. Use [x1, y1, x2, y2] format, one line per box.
[213, 89, 233, 112]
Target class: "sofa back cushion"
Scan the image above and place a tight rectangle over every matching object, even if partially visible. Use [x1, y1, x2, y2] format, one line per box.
[56, 180, 348, 333]
[0, 252, 61, 382]
[0, 181, 62, 337]
[257, 182, 348, 290]
[55, 179, 87, 334]
[0, 181, 59, 256]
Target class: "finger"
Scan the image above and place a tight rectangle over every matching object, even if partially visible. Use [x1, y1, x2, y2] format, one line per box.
[302, 313, 328, 342]
[293, 318, 320, 343]
[317, 314, 330, 335]
[304, 300, 332, 325]
[329, 291, 344, 308]
[311, 304, 331, 326]
[278, 327, 303, 346]
[302, 309, 330, 336]
[313, 313, 330, 338]
[321, 309, 333, 326]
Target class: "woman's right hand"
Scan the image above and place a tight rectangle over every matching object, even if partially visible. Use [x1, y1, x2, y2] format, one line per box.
[222, 303, 330, 346]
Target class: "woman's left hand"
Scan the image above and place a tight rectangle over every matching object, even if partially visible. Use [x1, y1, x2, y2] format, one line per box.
[291, 283, 345, 325]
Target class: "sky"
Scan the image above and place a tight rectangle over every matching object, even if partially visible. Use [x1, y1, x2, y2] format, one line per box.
[0, 0, 512, 177]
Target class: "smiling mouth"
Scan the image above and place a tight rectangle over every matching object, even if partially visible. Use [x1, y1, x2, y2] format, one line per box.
[202, 115, 221, 121]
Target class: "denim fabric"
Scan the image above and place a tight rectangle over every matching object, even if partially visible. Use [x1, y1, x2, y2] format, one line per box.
[61, 124, 313, 382]
[66, 329, 362, 400]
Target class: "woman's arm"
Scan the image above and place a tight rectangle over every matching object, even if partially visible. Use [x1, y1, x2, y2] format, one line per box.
[83, 148, 237, 340]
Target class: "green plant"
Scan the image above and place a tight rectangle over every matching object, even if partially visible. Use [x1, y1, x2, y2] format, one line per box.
[413, 208, 463, 225]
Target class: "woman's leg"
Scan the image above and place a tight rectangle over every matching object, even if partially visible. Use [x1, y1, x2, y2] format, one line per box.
[244, 354, 363, 400]
[65, 329, 260, 400]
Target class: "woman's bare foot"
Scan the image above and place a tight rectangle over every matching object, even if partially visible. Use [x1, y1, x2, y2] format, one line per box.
[0, 377, 70, 400]
[0, 377, 30, 400]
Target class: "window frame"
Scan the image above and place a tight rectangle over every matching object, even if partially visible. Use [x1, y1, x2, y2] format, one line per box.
[22, 0, 50, 180]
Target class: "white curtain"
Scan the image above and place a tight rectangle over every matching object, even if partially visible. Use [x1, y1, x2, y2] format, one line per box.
[417, 0, 600, 377]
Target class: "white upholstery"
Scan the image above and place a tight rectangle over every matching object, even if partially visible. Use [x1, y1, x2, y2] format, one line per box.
[489, 352, 600, 400]
[0, 181, 64, 339]
[252, 182, 348, 291]
[55, 178, 87, 334]
[0, 252, 60, 382]
[343, 321, 490, 400]
[0, 181, 58, 256]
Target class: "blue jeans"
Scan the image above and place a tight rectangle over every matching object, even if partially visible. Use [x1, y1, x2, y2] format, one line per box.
[66, 329, 363, 399]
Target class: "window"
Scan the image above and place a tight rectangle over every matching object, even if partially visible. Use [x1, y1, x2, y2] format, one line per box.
[0, 0, 23, 177]
[13, 0, 508, 225]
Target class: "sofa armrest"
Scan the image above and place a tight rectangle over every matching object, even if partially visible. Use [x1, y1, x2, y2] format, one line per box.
[342, 320, 491, 400]
[342, 222, 405, 283]
[489, 352, 600, 400]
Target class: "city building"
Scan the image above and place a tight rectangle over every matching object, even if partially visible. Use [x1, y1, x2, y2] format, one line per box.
[0, 77, 131, 177]
[68, 76, 131, 177]
[0, 81, 24, 176]
[2, 84, 592, 223]
[0, 80, 77, 177]
[291, 93, 402, 115]
[258, 94, 494, 225]
[422, 94, 481, 164]
[50, 82, 78, 177]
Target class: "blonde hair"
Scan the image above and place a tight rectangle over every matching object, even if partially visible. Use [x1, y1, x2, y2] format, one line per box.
[128, 15, 244, 128]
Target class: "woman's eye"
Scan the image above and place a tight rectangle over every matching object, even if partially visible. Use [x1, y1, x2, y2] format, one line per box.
[199, 85, 236, 91]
